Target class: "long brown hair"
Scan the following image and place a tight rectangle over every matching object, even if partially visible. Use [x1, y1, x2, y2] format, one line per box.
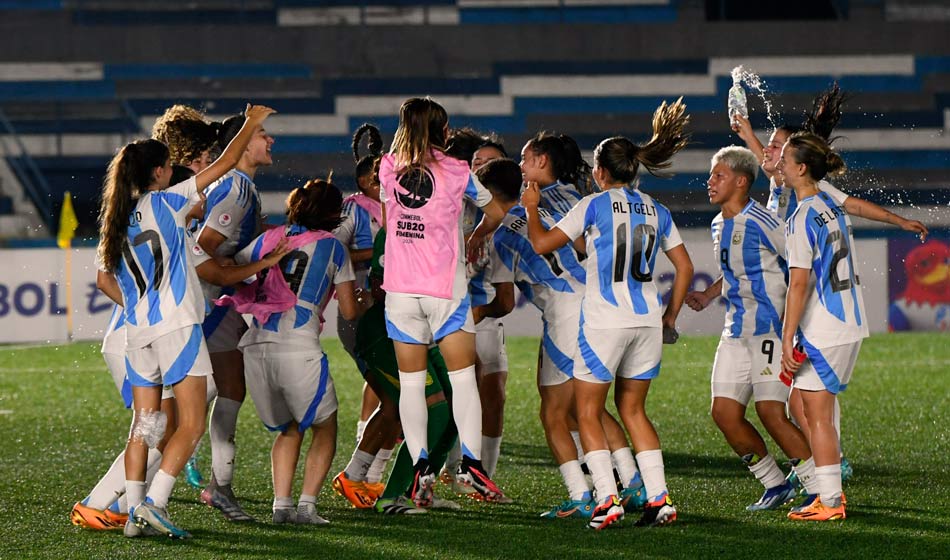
[389, 97, 448, 170]
[594, 98, 690, 185]
[786, 132, 847, 181]
[96, 139, 169, 272]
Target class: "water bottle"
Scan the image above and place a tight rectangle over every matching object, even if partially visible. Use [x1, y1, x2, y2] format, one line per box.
[727, 72, 748, 124]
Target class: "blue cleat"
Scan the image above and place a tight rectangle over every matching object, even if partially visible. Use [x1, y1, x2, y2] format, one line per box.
[747, 482, 798, 511]
[185, 455, 206, 490]
[619, 484, 648, 512]
[133, 501, 191, 539]
[840, 457, 853, 482]
[540, 496, 595, 519]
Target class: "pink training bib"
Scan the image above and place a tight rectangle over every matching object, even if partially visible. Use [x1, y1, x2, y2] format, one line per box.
[215, 227, 334, 323]
[379, 150, 470, 299]
[344, 192, 382, 225]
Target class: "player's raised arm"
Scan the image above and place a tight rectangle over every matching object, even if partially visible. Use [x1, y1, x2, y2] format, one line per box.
[193, 104, 276, 193]
[522, 181, 571, 255]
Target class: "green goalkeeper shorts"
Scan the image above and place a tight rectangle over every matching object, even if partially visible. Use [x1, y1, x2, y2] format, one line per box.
[356, 303, 451, 402]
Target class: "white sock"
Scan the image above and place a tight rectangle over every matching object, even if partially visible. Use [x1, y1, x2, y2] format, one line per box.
[145, 469, 176, 509]
[635, 449, 668, 502]
[398, 370, 429, 462]
[448, 365, 482, 461]
[344, 449, 375, 482]
[833, 397, 842, 452]
[585, 449, 616, 501]
[86, 450, 129, 510]
[366, 448, 394, 483]
[210, 397, 242, 486]
[611, 447, 640, 488]
[793, 457, 819, 495]
[299, 494, 316, 506]
[445, 442, 462, 474]
[815, 464, 843, 504]
[273, 496, 293, 510]
[125, 480, 146, 512]
[145, 448, 163, 484]
[748, 454, 786, 489]
[482, 436, 503, 477]
[355, 420, 368, 443]
[570, 431, 585, 461]
[559, 460, 591, 502]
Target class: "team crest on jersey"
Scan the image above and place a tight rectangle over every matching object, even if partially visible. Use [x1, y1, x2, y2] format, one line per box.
[732, 232, 743, 245]
[396, 167, 434, 209]
[218, 213, 232, 227]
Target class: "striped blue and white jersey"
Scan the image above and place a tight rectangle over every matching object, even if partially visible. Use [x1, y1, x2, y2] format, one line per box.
[767, 178, 848, 223]
[491, 205, 586, 321]
[712, 200, 788, 339]
[557, 188, 683, 328]
[786, 191, 869, 346]
[236, 224, 355, 349]
[100, 304, 126, 355]
[540, 180, 583, 216]
[462, 199, 498, 306]
[198, 169, 263, 299]
[112, 177, 206, 348]
[335, 198, 382, 290]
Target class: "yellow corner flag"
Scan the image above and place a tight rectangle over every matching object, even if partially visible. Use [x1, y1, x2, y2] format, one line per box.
[57, 191, 79, 249]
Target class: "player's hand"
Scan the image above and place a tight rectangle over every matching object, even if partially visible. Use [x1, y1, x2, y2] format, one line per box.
[262, 239, 291, 265]
[661, 315, 679, 344]
[685, 290, 712, 311]
[521, 181, 541, 211]
[244, 103, 277, 125]
[899, 218, 928, 242]
[781, 340, 804, 375]
[186, 190, 207, 222]
[731, 114, 754, 140]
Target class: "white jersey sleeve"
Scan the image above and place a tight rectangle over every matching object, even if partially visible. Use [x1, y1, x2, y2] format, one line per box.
[335, 245, 356, 285]
[554, 195, 594, 241]
[785, 211, 814, 270]
[464, 171, 494, 208]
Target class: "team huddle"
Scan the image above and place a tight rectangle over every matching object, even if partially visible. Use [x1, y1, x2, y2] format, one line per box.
[70, 85, 929, 538]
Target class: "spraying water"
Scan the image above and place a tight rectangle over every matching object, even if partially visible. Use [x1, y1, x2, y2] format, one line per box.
[729, 65, 778, 130]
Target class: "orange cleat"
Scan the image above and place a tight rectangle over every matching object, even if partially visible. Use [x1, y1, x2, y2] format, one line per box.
[331, 472, 376, 509]
[787, 494, 846, 521]
[70, 502, 127, 530]
[363, 481, 386, 501]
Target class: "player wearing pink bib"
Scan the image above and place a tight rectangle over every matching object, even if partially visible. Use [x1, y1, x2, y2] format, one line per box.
[378, 97, 506, 507]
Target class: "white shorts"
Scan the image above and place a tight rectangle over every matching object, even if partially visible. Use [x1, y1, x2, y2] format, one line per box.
[476, 318, 508, 374]
[710, 335, 788, 406]
[104, 352, 174, 408]
[539, 317, 578, 387]
[575, 320, 662, 384]
[124, 325, 212, 389]
[793, 338, 862, 394]
[384, 292, 475, 345]
[243, 344, 338, 432]
[203, 306, 248, 354]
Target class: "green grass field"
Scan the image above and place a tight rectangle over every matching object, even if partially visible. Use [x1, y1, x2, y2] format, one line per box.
[1, 333, 948, 559]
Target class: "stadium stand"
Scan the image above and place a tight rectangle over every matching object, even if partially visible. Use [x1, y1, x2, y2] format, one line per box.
[0, 0, 946, 241]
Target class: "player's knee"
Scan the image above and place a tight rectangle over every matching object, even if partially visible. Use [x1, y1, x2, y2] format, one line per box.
[129, 409, 168, 449]
[710, 402, 739, 430]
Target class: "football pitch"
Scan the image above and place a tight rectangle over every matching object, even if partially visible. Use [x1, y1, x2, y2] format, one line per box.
[0, 333, 947, 559]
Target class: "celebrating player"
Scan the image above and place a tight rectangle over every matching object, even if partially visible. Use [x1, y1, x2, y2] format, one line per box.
[777, 133, 868, 521]
[685, 146, 815, 511]
[378, 97, 506, 506]
[94, 104, 275, 538]
[522, 99, 694, 530]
